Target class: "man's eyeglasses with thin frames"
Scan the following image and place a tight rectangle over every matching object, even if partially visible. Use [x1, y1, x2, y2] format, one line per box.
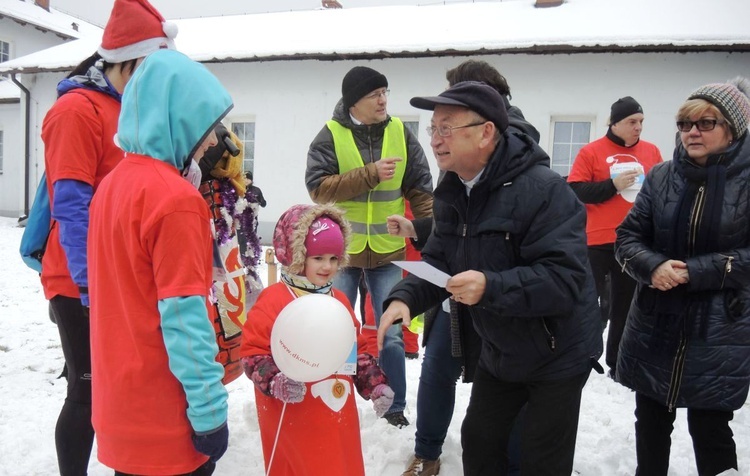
[426, 122, 487, 137]
[364, 89, 389, 100]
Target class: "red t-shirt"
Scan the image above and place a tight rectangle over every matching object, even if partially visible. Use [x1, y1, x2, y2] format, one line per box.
[89, 155, 213, 474]
[40, 89, 123, 299]
[567, 136, 663, 245]
[241, 284, 367, 476]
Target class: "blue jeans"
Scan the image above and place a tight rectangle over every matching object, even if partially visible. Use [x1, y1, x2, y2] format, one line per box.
[415, 306, 463, 460]
[334, 263, 406, 414]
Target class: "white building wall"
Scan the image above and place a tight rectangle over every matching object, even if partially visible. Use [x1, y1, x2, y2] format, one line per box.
[0, 102, 21, 216]
[6, 51, 750, 242]
[0, 15, 82, 218]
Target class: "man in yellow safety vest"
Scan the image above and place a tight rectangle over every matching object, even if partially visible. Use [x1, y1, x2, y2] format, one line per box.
[305, 66, 433, 428]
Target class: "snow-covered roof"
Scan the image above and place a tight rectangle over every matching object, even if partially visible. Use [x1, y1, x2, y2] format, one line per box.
[1, 0, 748, 74]
[0, 78, 21, 102]
[0, 0, 101, 40]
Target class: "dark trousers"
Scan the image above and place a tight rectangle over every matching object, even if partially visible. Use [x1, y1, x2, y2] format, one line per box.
[416, 307, 523, 474]
[634, 393, 738, 476]
[461, 366, 590, 476]
[588, 246, 636, 372]
[50, 295, 95, 476]
[115, 460, 216, 476]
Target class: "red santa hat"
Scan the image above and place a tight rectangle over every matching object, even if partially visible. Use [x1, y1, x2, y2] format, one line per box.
[97, 0, 178, 64]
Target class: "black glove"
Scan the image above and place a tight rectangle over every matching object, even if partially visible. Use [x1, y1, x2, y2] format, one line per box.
[199, 124, 231, 182]
[192, 422, 229, 463]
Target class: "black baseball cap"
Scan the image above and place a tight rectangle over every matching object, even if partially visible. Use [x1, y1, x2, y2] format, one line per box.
[410, 81, 509, 133]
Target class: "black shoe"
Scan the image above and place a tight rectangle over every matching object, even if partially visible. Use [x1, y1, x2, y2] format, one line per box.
[405, 352, 419, 360]
[384, 411, 410, 428]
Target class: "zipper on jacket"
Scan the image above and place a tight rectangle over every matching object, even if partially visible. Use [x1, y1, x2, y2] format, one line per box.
[719, 254, 734, 289]
[620, 249, 647, 273]
[542, 318, 556, 352]
[665, 185, 706, 411]
[687, 185, 706, 256]
[666, 331, 688, 412]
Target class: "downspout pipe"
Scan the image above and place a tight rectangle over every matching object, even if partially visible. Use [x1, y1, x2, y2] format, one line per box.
[10, 73, 31, 218]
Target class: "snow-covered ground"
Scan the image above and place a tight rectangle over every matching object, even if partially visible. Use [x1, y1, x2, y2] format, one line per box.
[0, 216, 747, 475]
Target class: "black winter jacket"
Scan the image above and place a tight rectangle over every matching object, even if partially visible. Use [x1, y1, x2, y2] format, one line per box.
[615, 135, 750, 411]
[386, 130, 603, 382]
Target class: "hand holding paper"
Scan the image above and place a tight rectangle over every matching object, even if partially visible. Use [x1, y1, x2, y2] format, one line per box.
[446, 270, 486, 306]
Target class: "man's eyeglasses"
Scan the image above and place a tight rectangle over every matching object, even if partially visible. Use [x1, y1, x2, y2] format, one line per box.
[426, 122, 487, 137]
[676, 119, 725, 133]
[364, 89, 390, 100]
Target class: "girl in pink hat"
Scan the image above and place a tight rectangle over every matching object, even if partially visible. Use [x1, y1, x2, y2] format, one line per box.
[240, 204, 394, 476]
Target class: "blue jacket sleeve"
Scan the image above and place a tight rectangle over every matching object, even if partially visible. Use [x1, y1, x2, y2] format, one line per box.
[52, 179, 92, 300]
[158, 295, 228, 433]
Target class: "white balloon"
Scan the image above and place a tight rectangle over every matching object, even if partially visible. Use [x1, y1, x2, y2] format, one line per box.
[271, 293, 356, 383]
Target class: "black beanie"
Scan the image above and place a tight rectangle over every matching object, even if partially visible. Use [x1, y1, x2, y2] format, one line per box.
[609, 96, 643, 125]
[341, 66, 388, 110]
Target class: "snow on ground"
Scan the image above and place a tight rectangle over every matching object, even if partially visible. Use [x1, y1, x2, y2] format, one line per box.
[0, 216, 747, 475]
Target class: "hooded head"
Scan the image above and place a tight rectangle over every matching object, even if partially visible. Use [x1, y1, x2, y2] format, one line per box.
[272, 204, 350, 276]
[117, 50, 233, 170]
[97, 0, 177, 63]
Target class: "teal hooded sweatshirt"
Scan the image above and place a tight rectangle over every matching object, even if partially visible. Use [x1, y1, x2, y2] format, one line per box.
[117, 49, 233, 433]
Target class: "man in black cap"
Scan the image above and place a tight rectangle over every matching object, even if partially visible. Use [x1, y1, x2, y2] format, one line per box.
[567, 96, 663, 379]
[305, 65, 433, 428]
[378, 81, 602, 475]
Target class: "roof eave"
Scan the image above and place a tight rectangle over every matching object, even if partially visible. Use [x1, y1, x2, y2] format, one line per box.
[3, 42, 748, 74]
[0, 13, 78, 41]
[197, 43, 750, 64]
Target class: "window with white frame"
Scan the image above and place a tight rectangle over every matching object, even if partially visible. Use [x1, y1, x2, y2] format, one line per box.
[0, 40, 9, 78]
[0, 40, 9, 63]
[550, 118, 593, 177]
[402, 119, 419, 138]
[231, 121, 255, 174]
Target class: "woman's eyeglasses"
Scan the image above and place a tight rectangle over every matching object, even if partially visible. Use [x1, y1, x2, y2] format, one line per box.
[676, 119, 725, 133]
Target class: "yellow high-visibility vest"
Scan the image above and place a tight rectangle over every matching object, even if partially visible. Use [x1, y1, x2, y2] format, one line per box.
[327, 118, 407, 254]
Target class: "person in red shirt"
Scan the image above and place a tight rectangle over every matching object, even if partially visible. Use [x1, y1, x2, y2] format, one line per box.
[240, 204, 394, 476]
[567, 96, 663, 377]
[39, 0, 176, 473]
[88, 49, 232, 475]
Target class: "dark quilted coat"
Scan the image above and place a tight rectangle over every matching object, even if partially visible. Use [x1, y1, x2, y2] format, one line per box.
[387, 130, 602, 382]
[615, 134, 750, 411]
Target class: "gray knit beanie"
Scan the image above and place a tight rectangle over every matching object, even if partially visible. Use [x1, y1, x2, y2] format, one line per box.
[688, 77, 750, 139]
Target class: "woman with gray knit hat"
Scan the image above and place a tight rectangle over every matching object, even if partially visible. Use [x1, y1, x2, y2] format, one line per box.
[615, 77, 750, 476]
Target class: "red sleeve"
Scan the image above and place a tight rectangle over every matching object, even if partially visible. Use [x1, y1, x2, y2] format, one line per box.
[42, 94, 103, 186]
[147, 202, 212, 301]
[566, 145, 595, 183]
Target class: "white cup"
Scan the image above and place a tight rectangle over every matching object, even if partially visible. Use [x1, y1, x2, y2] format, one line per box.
[610, 161, 644, 203]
